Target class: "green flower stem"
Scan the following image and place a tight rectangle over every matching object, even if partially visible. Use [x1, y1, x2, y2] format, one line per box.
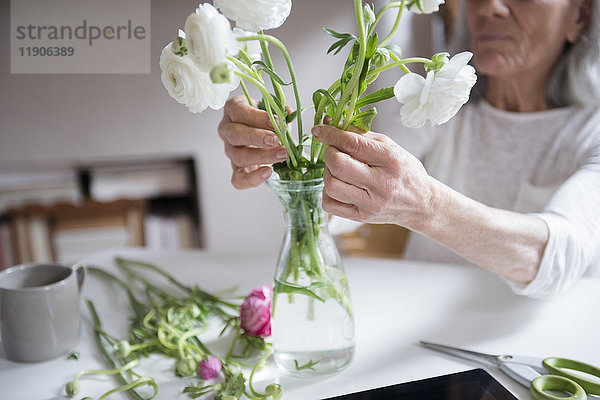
[230, 65, 299, 168]
[98, 377, 158, 400]
[258, 30, 286, 109]
[237, 34, 304, 147]
[87, 267, 147, 319]
[342, 85, 361, 131]
[248, 345, 273, 398]
[142, 309, 158, 331]
[85, 301, 146, 400]
[332, 0, 368, 128]
[240, 80, 253, 107]
[375, 0, 406, 47]
[224, 329, 241, 362]
[115, 257, 239, 312]
[311, 82, 341, 164]
[72, 360, 139, 387]
[369, 56, 432, 76]
[126, 342, 155, 353]
[301, 201, 325, 277]
[274, 184, 352, 317]
[177, 328, 207, 359]
[157, 324, 179, 350]
[371, 1, 403, 33]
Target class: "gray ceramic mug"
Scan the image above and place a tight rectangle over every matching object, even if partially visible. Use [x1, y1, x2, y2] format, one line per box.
[0, 263, 85, 363]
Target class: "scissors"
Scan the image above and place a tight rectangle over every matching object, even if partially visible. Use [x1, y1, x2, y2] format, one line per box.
[420, 340, 600, 400]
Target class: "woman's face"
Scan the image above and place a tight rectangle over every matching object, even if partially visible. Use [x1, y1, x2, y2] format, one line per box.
[466, 0, 587, 79]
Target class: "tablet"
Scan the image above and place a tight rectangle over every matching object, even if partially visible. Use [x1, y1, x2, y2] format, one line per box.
[322, 369, 518, 400]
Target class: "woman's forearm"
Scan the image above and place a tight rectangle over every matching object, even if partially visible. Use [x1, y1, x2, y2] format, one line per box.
[414, 178, 549, 284]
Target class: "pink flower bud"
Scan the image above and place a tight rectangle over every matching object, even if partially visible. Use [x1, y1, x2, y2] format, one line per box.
[240, 285, 273, 337]
[198, 355, 221, 380]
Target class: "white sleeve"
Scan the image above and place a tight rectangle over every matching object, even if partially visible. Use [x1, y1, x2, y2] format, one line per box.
[505, 165, 600, 299]
[328, 216, 364, 236]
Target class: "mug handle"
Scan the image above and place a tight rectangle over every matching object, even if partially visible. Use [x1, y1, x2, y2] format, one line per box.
[72, 263, 86, 292]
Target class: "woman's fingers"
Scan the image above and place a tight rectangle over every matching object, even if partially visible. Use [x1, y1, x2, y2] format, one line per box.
[323, 167, 371, 207]
[323, 146, 372, 189]
[224, 143, 288, 168]
[322, 189, 362, 221]
[220, 120, 279, 148]
[223, 95, 274, 131]
[231, 164, 273, 190]
[312, 124, 391, 166]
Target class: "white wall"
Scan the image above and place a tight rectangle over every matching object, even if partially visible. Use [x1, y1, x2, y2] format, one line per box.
[0, 0, 435, 256]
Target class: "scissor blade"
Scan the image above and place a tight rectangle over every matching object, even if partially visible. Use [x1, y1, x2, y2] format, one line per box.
[420, 340, 501, 366]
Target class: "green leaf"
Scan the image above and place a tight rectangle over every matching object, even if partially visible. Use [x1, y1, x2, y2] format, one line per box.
[323, 28, 358, 55]
[350, 107, 377, 132]
[214, 372, 246, 400]
[252, 61, 291, 86]
[294, 359, 320, 371]
[365, 33, 379, 59]
[385, 44, 403, 59]
[313, 89, 338, 109]
[274, 281, 325, 303]
[183, 384, 212, 399]
[323, 28, 357, 40]
[257, 93, 284, 113]
[355, 87, 395, 109]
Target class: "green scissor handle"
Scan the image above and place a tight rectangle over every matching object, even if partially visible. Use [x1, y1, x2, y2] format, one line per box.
[530, 375, 586, 400]
[543, 357, 600, 396]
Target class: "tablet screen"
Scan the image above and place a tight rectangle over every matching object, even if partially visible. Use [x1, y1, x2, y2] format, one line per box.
[322, 369, 518, 400]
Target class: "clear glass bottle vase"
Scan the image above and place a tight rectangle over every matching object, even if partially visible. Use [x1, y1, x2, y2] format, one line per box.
[268, 177, 355, 377]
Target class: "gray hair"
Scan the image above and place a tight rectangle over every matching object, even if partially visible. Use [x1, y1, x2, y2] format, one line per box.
[449, 0, 600, 107]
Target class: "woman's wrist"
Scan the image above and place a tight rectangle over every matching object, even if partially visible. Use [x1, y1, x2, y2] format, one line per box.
[402, 175, 450, 235]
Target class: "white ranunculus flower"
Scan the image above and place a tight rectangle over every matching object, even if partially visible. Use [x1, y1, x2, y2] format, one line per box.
[407, 0, 445, 14]
[214, 0, 292, 32]
[185, 3, 238, 73]
[394, 52, 477, 128]
[233, 27, 262, 62]
[159, 44, 238, 113]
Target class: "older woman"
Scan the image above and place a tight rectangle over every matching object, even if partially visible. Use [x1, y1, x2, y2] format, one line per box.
[217, 0, 600, 298]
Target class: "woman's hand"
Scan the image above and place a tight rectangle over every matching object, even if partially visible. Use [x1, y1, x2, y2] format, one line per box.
[217, 95, 289, 189]
[312, 123, 548, 284]
[311, 123, 441, 231]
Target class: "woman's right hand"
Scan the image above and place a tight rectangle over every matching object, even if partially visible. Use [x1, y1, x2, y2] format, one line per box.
[218, 95, 289, 189]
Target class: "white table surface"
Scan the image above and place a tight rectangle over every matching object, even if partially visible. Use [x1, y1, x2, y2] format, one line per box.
[1, 248, 599, 400]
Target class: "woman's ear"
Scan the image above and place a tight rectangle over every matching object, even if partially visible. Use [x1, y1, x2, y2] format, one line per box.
[566, 0, 592, 43]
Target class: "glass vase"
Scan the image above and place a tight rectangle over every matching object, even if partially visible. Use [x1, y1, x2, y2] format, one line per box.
[268, 176, 355, 377]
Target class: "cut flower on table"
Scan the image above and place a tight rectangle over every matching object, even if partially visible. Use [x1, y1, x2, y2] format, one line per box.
[64, 258, 279, 400]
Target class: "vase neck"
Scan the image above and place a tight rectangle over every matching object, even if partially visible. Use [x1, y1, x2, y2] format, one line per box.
[269, 178, 328, 230]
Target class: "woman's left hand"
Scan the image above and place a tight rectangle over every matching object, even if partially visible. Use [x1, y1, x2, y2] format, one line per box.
[311, 124, 441, 231]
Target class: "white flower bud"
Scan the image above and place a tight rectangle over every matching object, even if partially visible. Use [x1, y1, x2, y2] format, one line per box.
[175, 357, 197, 377]
[210, 62, 233, 84]
[265, 383, 283, 400]
[115, 340, 131, 357]
[65, 381, 80, 397]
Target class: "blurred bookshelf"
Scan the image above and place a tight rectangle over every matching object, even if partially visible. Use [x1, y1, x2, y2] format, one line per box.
[0, 156, 202, 268]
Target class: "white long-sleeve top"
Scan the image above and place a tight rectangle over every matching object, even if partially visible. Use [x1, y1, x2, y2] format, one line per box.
[388, 100, 600, 299]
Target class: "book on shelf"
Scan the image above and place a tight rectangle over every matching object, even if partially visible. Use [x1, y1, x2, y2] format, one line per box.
[0, 220, 14, 269]
[0, 169, 81, 213]
[90, 162, 190, 202]
[0, 156, 200, 265]
[144, 214, 196, 250]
